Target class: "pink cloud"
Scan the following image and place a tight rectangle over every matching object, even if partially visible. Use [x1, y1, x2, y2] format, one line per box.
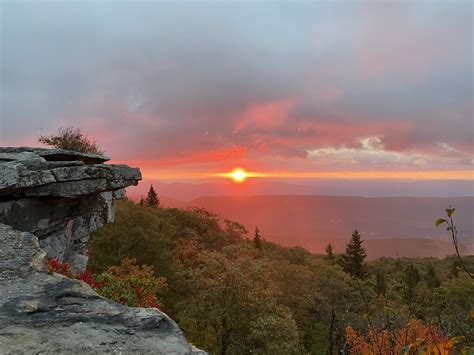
[233, 98, 295, 133]
[115, 147, 248, 170]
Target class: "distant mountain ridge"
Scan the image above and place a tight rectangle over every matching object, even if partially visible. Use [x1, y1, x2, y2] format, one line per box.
[127, 180, 474, 201]
[186, 195, 474, 259]
[129, 184, 474, 259]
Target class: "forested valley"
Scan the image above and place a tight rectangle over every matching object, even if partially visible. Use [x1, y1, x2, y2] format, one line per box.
[59, 198, 473, 354]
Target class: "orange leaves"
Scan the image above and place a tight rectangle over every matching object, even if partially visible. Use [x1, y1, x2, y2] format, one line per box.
[346, 320, 463, 355]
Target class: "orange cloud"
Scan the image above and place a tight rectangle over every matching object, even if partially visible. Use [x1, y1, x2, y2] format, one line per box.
[114, 147, 248, 169]
[139, 169, 473, 181]
[257, 170, 474, 180]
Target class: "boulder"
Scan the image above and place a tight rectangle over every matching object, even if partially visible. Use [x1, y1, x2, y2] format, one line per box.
[0, 224, 202, 354]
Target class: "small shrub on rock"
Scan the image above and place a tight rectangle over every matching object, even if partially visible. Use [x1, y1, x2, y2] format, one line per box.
[39, 126, 104, 154]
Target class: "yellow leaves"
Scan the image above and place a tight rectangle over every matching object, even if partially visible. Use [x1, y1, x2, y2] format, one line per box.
[383, 306, 394, 317]
[423, 336, 464, 355]
[445, 336, 464, 349]
[446, 207, 456, 218]
[435, 206, 455, 227]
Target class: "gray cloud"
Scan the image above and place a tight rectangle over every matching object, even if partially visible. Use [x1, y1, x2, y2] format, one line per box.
[1, 0, 472, 171]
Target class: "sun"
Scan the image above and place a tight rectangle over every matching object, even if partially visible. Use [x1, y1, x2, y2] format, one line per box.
[229, 168, 249, 183]
[218, 168, 266, 182]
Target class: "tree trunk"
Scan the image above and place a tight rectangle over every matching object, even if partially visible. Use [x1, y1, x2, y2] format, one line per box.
[328, 308, 336, 355]
[220, 318, 229, 355]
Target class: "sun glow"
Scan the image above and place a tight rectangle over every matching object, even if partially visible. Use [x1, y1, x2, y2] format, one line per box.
[229, 168, 249, 183]
[139, 167, 473, 181]
[216, 168, 268, 182]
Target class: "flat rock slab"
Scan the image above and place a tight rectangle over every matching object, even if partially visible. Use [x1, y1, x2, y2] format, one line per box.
[0, 224, 202, 354]
[0, 147, 110, 164]
[0, 147, 141, 196]
[0, 275, 197, 354]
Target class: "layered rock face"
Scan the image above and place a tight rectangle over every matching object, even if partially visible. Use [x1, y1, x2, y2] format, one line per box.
[0, 147, 204, 354]
[0, 147, 141, 271]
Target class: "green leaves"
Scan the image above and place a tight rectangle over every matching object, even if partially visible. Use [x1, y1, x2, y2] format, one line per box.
[435, 218, 447, 227]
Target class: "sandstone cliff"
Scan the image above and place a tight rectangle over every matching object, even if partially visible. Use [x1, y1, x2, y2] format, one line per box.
[0, 147, 203, 354]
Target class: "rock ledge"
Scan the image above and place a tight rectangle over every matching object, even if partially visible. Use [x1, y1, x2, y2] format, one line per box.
[0, 147, 141, 270]
[0, 147, 204, 354]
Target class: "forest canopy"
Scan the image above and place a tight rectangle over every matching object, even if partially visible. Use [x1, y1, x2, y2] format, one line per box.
[85, 199, 474, 354]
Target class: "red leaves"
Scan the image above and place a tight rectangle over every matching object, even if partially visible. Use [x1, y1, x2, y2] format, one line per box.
[47, 258, 72, 278]
[47, 257, 101, 289]
[46, 257, 165, 310]
[76, 270, 102, 289]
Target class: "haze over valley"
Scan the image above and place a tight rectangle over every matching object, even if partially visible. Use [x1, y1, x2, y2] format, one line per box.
[129, 182, 474, 259]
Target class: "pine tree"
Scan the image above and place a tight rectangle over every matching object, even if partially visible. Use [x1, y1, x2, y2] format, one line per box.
[139, 196, 145, 207]
[425, 263, 441, 288]
[339, 230, 367, 279]
[375, 270, 387, 296]
[403, 263, 420, 303]
[324, 243, 335, 263]
[254, 226, 263, 251]
[145, 185, 160, 208]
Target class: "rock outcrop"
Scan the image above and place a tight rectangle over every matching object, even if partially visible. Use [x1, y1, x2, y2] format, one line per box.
[0, 147, 141, 271]
[0, 147, 204, 354]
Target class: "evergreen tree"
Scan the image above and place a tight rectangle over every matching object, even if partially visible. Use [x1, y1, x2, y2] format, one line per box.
[254, 226, 263, 251]
[339, 230, 367, 279]
[403, 263, 420, 303]
[145, 185, 160, 208]
[425, 263, 441, 288]
[395, 257, 402, 270]
[324, 243, 335, 263]
[375, 269, 387, 296]
[139, 196, 145, 207]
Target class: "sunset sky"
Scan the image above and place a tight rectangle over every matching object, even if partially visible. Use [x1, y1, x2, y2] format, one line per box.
[1, 1, 473, 185]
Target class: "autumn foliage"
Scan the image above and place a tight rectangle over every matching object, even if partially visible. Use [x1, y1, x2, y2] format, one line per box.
[47, 257, 73, 277]
[47, 200, 473, 353]
[94, 258, 166, 309]
[46, 257, 165, 309]
[76, 270, 102, 289]
[346, 320, 463, 354]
